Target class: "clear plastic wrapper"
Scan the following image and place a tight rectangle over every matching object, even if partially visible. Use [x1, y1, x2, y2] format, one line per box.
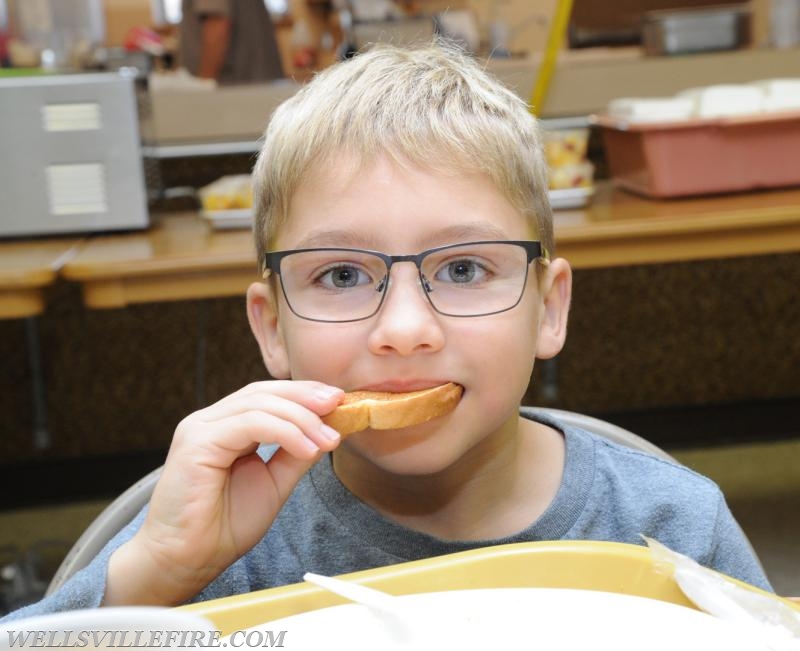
[645, 536, 800, 651]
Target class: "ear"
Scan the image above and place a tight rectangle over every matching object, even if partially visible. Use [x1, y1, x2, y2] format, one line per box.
[246, 281, 291, 379]
[535, 258, 572, 360]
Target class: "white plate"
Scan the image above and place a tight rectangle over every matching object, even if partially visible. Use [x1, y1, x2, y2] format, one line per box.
[228, 587, 773, 651]
[549, 186, 595, 210]
[200, 209, 253, 230]
[1, 607, 216, 649]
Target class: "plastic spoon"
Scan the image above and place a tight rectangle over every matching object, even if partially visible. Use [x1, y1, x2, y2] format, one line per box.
[302, 572, 416, 642]
[302, 572, 400, 615]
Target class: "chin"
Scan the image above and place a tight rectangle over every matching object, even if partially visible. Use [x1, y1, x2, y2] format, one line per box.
[343, 426, 473, 477]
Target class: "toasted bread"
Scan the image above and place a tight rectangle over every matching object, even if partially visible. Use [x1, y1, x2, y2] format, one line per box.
[322, 382, 463, 437]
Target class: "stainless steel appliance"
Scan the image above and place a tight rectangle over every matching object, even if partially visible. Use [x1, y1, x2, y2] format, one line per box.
[642, 5, 751, 56]
[0, 72, 148, 237]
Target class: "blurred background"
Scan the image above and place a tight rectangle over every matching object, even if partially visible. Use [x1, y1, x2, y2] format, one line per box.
[0, 0, 798, 614]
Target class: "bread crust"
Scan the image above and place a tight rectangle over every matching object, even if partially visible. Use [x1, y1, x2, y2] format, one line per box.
[322, 382, 463, 436]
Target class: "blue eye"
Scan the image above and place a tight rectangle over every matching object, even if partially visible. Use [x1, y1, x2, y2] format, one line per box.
[434, 258, 488, 284]
[316, 265, 372, 289]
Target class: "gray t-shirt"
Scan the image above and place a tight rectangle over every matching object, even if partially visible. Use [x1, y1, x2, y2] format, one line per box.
[1, 410, 771, 622]
[179, 0, 283, 84]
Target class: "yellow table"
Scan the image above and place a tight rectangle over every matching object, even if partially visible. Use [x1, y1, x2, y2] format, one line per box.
[60, 183, 800, 309]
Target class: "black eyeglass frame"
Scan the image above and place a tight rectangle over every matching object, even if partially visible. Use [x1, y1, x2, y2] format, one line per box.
[263, 240, 549, 323]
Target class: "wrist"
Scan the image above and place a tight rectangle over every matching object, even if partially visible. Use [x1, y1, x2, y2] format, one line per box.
[104, 535, 215, 607]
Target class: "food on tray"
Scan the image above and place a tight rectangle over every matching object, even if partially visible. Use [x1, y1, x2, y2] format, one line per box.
[548, 161, 594, 190]
[198, 174, 253, 211]
[322, 382, 463, 437]
[543, 128, 589, 167]
[543, 128, 594, 191]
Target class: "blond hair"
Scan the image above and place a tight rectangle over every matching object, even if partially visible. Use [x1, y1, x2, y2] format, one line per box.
[252, 40, 552, 268]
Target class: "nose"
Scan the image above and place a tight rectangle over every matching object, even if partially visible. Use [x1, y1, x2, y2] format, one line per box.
[367, 262, 445, 357]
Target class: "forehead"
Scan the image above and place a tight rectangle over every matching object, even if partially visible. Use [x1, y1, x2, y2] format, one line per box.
[274, 155, 533, 252]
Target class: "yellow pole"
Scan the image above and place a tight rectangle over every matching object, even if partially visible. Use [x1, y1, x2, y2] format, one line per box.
[529, 0, 574, 116]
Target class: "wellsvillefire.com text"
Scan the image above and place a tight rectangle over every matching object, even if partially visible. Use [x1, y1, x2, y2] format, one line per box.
[5, 629, 287, 648]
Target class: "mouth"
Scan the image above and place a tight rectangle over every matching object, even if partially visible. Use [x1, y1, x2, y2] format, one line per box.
[356, 380, 460, 394]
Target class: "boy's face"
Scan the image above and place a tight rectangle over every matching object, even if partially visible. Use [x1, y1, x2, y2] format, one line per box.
[248, 155, 571, 476]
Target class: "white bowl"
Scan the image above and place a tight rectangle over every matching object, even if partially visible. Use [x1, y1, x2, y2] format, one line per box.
[228, 587, 775, 651]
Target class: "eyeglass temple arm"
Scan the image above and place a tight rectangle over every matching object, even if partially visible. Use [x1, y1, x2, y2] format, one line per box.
[538, 245, 551, 264]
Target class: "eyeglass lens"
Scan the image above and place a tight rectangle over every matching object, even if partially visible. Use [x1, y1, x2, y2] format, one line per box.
[277, 242, 531, 322]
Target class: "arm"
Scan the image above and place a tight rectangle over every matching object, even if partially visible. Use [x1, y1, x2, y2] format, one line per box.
[197, 14, 231, 80]
[706, 497, 773, 593]
[103, 380, 343, 606]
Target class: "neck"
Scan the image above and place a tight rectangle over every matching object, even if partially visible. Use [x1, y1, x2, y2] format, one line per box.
[331, 415, 564, 540]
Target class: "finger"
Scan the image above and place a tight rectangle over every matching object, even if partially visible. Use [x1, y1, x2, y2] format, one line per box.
[183, 410, 337, 468]
[197, 392, 324, 427]
[263, 446, 324, 505]
[190, 393, 342, 451]
[197, 381, 343, 421]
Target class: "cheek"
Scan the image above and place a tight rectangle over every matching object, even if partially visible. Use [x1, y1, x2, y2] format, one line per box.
[458, 304, 539, 375]
[281, 321, 364, 381]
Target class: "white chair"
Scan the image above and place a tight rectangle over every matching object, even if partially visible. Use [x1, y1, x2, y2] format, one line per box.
[45, 466, 163, 596]
[526, 407, 678, 462]
[45, 409, 754, 595]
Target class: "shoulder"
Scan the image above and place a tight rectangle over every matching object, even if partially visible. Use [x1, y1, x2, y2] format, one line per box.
[521, 407, 728, 552]
[592, 431, 721, 498]
[522, 406, 722, 498]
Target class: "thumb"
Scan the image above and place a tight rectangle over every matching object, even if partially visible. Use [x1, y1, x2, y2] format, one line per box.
[266, 446, 323, 505]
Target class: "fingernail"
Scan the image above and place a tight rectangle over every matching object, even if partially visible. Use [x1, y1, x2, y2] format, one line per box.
[303, 437, 320, 454]
[319, 424, 341, 442]
[316, 387, 342, 401]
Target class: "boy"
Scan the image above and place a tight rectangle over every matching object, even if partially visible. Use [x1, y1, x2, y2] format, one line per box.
[3, 41, 770, 619]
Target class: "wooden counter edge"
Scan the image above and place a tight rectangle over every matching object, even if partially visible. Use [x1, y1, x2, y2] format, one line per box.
[76, 268, 262, 309]
[0, 288, 46, 319]
[60, 253, 259, 282]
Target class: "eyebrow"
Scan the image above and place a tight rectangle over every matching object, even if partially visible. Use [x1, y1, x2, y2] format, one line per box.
[290, 229, 383, 250]
[422, 222, 513, 245]
[288, 221, 514, 252]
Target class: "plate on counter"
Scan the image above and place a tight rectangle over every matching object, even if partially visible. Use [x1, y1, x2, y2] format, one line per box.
[200, 209, 253, 230]
[548, 186, 595, 210]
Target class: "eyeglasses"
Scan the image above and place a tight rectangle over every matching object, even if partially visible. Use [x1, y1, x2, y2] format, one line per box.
[264, 240, 548, 323]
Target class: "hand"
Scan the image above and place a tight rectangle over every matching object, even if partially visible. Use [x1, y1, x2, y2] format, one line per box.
[104, 380, 343, 606]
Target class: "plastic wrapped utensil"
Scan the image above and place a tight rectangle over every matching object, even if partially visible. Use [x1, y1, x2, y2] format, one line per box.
[645, 536, 800, 651]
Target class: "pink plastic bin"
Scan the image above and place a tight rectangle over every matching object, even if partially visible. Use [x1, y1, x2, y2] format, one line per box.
[593, 111, 800, 198]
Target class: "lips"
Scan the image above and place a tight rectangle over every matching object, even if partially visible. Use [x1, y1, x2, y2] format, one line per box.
[356, 380, 459, 394]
